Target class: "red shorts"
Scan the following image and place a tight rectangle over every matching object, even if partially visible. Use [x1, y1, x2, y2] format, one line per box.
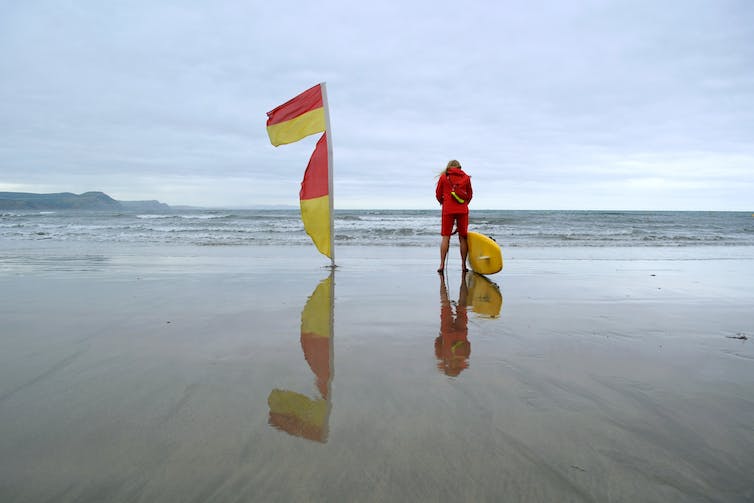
[441, 213, 468, 237]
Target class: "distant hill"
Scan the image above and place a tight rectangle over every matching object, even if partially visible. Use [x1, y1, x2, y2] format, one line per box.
[0, 191, 170, 212]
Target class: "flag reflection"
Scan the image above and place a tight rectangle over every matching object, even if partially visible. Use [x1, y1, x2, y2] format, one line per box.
[268, 273, 334, 443]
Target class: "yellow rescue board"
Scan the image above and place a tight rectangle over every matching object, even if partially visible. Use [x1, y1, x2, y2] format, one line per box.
[466, 231, 503, 275]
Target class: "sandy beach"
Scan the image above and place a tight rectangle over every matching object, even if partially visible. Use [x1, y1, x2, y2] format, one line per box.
[1, 242, 753, 502]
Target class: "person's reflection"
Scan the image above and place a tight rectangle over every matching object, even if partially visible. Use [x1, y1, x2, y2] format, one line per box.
[268, 274, 334, 443]
[435, 271, 470, 376]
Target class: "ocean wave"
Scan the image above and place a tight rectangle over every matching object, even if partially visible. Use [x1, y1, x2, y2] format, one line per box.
[136, 213, 235, 220]
[2, 210, 753, 248]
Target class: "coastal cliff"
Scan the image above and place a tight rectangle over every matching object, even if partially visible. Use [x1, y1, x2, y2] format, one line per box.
[0, 192, 170, 211]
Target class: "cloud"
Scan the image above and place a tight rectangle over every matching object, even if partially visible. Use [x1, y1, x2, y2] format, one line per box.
[1, 0, 752, 209]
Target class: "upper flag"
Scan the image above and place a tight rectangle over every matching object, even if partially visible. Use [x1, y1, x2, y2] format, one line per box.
[266, 84, 326, 147]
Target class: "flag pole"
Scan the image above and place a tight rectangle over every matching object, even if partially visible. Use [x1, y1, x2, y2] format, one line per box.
[320, 82, 335, 268]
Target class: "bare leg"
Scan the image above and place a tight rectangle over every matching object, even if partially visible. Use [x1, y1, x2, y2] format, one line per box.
[439, 235, 450, 272]
[459, 234, 468, 271]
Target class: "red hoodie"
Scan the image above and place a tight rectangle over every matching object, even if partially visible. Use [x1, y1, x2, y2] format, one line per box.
[435, 167, 472, 214]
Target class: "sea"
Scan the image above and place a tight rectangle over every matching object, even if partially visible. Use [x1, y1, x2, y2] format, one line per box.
[1, 209, 753, 248]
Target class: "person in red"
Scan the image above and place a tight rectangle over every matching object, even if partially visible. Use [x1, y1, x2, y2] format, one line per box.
[435, 159, 473, 273]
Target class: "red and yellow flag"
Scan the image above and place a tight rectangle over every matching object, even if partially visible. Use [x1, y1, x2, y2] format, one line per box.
[300, 133, 331, 258]
[266, 84, 333, 261]
[266, 84, 326, 147]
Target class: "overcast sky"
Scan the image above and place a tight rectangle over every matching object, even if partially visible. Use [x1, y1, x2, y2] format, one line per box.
[1, 0, 752, 210]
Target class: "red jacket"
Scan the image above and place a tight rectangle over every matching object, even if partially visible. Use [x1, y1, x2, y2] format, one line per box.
[436, 167, 472, 214]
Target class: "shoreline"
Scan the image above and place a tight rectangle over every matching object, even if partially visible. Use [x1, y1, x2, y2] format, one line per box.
[3, 239, 754, 272]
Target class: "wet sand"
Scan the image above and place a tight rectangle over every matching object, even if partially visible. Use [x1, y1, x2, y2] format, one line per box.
[1, 243, 753, 502]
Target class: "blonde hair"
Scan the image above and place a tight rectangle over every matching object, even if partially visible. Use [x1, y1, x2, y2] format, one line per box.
[437, 159, 462, 177]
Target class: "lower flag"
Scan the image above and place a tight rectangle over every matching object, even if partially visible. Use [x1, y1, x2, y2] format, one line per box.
[300, 133, 331, 258]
